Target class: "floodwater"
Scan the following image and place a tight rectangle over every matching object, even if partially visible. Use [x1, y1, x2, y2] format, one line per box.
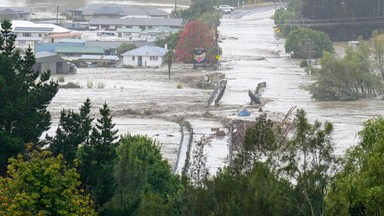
[219, 9, 384, 155]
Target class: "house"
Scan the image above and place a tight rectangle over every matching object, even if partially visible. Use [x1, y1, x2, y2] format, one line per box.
[33, 51, 76, 74]
[55, 46, 105, 57]
[0, 7, 32, 20]
[85, 40, 155, 55]
[44, 33, 82, 43]
[10, 20, 71, 51]
[116, 28, 142, 39]
[88, 18, 184, 31]
[36, 39, 86, 53]
[66, 4, 170, 21]
[121, 45, 168, 67]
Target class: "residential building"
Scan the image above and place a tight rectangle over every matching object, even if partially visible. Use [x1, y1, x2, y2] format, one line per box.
[10, 20, 70, 50]
[122, 45, 168, 67]
[89, 18, 183, 31]
[66, 4, 170, 21]
[0, 7, 32, 20]
[55, 46, 105, 57]
[33, 51, 76, 74]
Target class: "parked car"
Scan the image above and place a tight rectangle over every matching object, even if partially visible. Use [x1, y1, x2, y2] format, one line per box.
[218, 5, 234, 12]
[221, 7, 232, 14]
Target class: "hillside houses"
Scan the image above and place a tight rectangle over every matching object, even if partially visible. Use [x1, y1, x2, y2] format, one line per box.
[2, 4, 183, 68]
[66, 5, 170, 21]
[0, 7, 31, 20]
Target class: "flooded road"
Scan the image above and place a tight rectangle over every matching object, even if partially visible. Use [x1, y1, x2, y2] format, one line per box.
[219, 8, 384, 155]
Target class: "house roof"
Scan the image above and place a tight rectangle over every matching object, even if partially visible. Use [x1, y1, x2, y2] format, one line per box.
[85, 41, 154, 49]
[45, 33, 83, 39]
[35, 51, 66, 63]
[89, 18, 183, 27]
[78, 4, 169, 18]
[122, 45, 168, 57]
[0, 7, 31, 14]
[116, 28, 142, 33]
[55, 46, 104, 54]
[11, 20, 70, 33]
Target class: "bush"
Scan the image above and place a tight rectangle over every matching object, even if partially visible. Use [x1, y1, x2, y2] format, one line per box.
[285, 28, 334, 59]
[57, 76, 65, 82]
[87, 81, 93, 89]
[59, 82, 81, 89]
[97, 82, 105, 89]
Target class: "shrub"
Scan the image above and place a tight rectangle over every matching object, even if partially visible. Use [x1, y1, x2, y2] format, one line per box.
[97, 82, 105, 89]
[57, 76, 65, 82]
[59, 82, 81, 89]
[87, 81, 93, 89]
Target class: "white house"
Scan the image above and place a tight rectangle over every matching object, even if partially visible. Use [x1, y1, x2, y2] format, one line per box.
[10, 20, 71, 51]
[122, 45, 168, 67]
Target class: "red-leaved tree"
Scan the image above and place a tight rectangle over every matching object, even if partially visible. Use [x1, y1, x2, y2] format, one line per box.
[175, 20, 214, 63]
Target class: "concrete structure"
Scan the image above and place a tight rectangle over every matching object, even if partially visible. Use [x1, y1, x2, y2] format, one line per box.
[33, 51, 76, 74]
[122, 45, 168, 67]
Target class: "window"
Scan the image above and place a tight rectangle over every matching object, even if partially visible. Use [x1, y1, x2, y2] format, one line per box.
[150, 56, 158, 61]
[132, 56, 135, 60]
[22, 33, 31, 37]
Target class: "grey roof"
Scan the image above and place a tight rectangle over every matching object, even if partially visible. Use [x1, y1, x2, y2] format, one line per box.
[85, 40, 154, 49]
[78, 4, 169, 17]
[14, 26, 54, 32]
[122, 45, 168, 56]
[1, 9, 17, 15]
[89, 18, 183, 27]
[93, 7, 121, 15]
[0, 7, 31, 13]
[35, 51, 56, 59]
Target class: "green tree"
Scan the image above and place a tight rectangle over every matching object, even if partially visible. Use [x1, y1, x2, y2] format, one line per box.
[116, 43, 136, 56]
[155, 31, 180, 51]
[0, 20, 58, 175]
[108, 134, 182, 215]
[78, 103, 119, 210]
[49, 99, 93, 167]
[307, 39, 383, 101]
[285, 27, 334, 58]
[0, 148, 97, 215]
[277, 109, 338, 216]
[325, 117, 384, 215]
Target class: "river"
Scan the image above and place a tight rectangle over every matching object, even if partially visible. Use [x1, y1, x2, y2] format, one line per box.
[219, 8, 384, 155]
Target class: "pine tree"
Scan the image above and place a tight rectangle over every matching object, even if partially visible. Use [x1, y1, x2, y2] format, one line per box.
[78, 103, 119, 210]
[0, 20, 58, 175]
[49, 98, 93, 167]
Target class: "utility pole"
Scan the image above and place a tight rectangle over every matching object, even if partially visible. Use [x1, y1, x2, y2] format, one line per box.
[175, 0, 177, 14]
[56, 5, 59, 23]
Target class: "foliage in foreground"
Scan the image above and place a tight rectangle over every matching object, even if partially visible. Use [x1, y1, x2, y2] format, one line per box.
[0, 20, 58, 175]
[325, 117, 384, 215]
[0, 149, 97, 215]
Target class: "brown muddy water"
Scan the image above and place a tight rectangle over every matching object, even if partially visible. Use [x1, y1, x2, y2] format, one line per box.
[218, 9, 384, 155]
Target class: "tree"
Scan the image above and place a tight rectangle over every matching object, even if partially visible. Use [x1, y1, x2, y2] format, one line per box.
[108, 134, 182, 215]
[49, 99, 93, 167]
[175, 20, 214, 63]
[0, 148, 97, 215]
[307, 39, 383, 101]
[0, 20, 58, 175]
[116, 43, 136, 56]
[276, 109, 339, 216]
[78, 103, 119, 210]
[155, 31, 180, 51]
[285, 27, 334, 59]
[325, 117, 384, 215]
